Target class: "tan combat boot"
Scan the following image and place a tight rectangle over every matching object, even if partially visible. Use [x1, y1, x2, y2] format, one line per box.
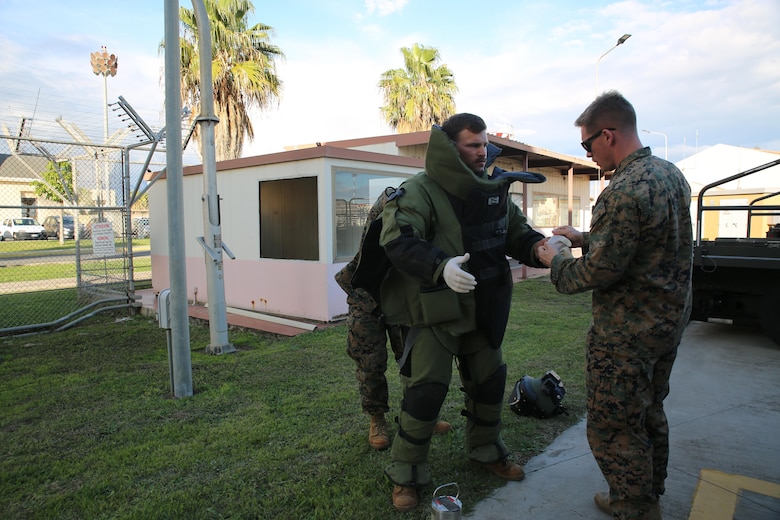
[392, 484, 418, 512]
[369, 415, 390, 450]
[594, 491, 612, 516]
[594, 491, 662, 519]
[433, 420, 453, 434]
[476, 458, 525, 481]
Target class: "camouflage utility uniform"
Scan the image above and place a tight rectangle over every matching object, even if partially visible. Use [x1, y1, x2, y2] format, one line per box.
[335, 189, 404, 416]
[549, 147, 693, 519]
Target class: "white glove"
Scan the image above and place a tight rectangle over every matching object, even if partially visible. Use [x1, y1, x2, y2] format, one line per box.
[443, 253, 477, 293]
[547, 235, 573, 258]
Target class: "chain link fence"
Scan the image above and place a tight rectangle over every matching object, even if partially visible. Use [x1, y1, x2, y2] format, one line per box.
[0, 133, 157, 334]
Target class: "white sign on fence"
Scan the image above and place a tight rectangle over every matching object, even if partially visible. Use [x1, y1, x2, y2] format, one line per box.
[91, 221, 116, 257]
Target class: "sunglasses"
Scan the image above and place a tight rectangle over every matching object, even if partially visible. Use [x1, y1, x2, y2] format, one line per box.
[581, 128, 615, 153]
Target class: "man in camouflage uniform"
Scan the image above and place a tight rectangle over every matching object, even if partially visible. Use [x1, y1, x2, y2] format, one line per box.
[538, 91, 692, 520]
[335, 188, 451, 451]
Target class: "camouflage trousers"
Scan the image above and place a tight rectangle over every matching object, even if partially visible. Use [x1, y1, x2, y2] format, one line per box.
[346, 304, 405, 416]
[586, 346, 677, 520]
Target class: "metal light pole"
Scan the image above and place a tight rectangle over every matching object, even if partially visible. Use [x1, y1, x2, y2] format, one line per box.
[164, 0, 193, 397]
[595, 34, 631, 96]
[191, 0, 236, 356]
[642, 129, 668, 160]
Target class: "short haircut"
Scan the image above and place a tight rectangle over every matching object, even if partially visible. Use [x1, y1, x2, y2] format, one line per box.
[574, 90, 637, 133]
[441, 113, 487, 141]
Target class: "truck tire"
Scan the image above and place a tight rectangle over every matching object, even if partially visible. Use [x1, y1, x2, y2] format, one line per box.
[761, 290, 780, 346]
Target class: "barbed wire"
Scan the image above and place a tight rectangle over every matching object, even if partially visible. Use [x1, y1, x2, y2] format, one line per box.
[0, 85, 163, 142]
[0, 84, 200, 165]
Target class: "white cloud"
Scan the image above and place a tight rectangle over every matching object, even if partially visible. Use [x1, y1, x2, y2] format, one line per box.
[242, 40, 394, 155]
[365, 0, 409, 17]
[441, 0, 780, 158]
[2, 0, 779, 166]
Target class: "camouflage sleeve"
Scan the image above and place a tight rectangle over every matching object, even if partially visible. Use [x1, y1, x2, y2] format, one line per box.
[550, 189, 640, 294]
[366, 191, 388, 223]
[335, 254, 358, 296]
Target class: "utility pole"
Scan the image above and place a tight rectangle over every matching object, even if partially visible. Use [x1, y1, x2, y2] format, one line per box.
[164, 0, 194, 397]
[191, 0, 236, 355]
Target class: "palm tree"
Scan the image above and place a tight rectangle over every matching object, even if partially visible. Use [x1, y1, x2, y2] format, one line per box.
[178, 0, 284, 161]
[378, 44, 457, 133]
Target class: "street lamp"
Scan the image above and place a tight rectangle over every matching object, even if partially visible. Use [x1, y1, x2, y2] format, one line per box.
[642, 129, 668, 160]
[595, 34, 631, 96]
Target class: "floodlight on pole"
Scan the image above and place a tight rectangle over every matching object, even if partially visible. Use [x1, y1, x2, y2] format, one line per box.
[642, 129, 668, 160]
[595, 34, 631, 96]
[90, 46, 118, 217]
[90, 46, 118, 141]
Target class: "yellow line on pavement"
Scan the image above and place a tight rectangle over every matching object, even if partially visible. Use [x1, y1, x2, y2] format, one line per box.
[689, 469, 780, 520]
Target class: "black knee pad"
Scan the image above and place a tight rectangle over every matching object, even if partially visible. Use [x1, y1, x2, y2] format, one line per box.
[403, 382, 448, 421]
[474, 363, 507, 405]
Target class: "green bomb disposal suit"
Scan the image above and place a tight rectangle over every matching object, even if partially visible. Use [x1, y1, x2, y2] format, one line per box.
[379, 126, 544, 487]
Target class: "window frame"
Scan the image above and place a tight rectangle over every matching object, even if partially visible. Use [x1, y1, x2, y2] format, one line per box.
[332, 168, 410, 263]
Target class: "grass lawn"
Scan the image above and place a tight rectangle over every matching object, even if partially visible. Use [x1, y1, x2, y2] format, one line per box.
[0, 277, 592, 519]
[0, 238, 151, 283]
[0, 238, 150, 255]
[0, 257, 151, 283]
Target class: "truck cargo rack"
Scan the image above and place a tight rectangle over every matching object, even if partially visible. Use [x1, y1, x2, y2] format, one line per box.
[691, 158, 780, 344]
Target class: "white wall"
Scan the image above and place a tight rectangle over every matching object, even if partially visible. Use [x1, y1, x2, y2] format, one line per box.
[677, 144, 780, 191]
[149, 153, 593, 323]
[149, 156, 421, 322]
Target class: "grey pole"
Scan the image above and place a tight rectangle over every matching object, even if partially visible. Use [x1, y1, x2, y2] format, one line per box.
[191, 0, 235, 355]
[122, 148, 135, 298]
[642, 129, 668, 160]
[164, 0, 193, 397]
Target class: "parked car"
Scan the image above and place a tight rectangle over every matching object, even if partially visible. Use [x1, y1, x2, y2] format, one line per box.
[42, 215, 85, 240]
[132, 217, 150, 238]
[0, 217, 47, 240]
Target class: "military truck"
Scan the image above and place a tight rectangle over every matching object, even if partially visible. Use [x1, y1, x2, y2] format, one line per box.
[690, 158, 780, 345]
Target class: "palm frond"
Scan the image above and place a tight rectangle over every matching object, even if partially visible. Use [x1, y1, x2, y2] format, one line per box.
[378, 43, 457, 132]
[176, 0, 283, 160]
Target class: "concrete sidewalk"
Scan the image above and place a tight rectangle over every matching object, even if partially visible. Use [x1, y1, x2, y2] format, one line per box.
[465, 321, 780, 519]
[134, 288, 320, 336]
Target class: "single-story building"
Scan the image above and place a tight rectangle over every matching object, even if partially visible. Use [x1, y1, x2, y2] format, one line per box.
[677, 144, 780, 240]
[148, 131, 601, 323]
[0, 151, 127, 232]
[0, 153, 51, 222]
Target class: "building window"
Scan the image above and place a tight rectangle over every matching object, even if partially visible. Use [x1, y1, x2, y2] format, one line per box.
[21, 196, 37, 219]
[259, 177, 319, 260]
[334, 170, 407, 262]
[533, 193, 581, 227]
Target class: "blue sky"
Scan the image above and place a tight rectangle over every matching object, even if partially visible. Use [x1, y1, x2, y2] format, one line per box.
[1, 0, 778, 167]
